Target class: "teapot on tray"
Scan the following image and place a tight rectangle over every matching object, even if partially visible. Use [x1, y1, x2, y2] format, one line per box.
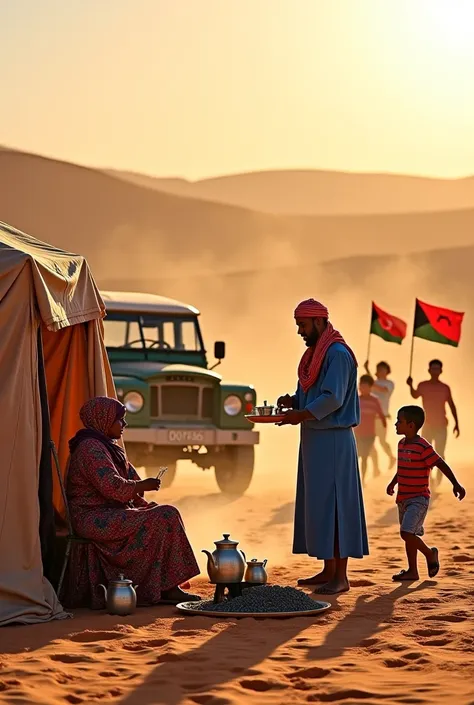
[202, 533, 246, 584]
[98, 574, 138, 616]
[244, 558, 268, 584]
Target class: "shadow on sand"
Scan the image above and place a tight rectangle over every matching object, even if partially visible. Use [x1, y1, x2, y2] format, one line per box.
[118, 581, 436, 705]
[264, 501, 295, 528]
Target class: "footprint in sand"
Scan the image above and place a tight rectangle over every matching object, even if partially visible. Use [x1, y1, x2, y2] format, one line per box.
[49, 654, 96, 664]
[452, 554, 474, 563]
[122, 638, 168, 651]
[307, 689, 390, 702]
[239, 678, 287, 692]
[68, 630, 124, 643]
[383, 658, 408, 668]
[412, 627, 447, 637]
[424, 637, 452, 646]
[387, 643, 408, 652]
[359, 637, 380, 648]
[189, 695, 231, 705]
[289, 666, 331, 679]
[402, 651, 426, 661]
[173, 629, 200, 637]
[350, 579, 376, 587]
[424, 612, 467, 623]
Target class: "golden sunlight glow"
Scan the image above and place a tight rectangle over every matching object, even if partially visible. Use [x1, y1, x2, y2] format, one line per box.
[414, 0, 474, 50]
[1, 0, 474, 179]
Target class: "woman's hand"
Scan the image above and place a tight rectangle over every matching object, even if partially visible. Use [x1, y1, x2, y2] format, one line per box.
[137, 478, 161, 493]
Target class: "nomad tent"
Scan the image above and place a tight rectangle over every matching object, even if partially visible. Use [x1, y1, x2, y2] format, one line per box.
[0, 221, 115, 626]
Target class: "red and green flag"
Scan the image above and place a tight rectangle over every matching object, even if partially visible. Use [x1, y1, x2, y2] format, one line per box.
[370, 302, 407, 344]
[413, 299, 464, 347]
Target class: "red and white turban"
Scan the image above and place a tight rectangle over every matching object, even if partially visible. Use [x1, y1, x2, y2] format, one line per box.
[294, 299, 329, 320]
[293, 298, 357, 392]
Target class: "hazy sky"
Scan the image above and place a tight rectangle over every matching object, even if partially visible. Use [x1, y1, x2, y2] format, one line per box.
[1, 0, 473, 179]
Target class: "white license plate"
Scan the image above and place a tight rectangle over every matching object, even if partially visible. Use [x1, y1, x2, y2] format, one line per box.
[168, 429, 205, 443]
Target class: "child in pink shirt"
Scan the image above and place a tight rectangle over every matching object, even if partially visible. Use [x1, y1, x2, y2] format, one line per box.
[355, 375, 386, 480]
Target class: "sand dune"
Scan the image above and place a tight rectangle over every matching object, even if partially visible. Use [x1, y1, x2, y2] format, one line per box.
[2, 146, 474, 703]
[2, 149, 474, 290]
[1, 463, 474, 705]
[107, 167, 474, 216]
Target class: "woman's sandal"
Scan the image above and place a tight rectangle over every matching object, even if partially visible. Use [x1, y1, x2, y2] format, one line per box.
[159, 589, 201, 605]
[427, 547, 440, 578]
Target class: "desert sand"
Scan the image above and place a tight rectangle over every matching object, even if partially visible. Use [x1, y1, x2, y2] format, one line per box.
[1, 447, 474, 705]
[2, 147, 474, 704]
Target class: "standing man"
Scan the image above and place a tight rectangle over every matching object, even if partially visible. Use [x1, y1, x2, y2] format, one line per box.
[364, 360, 396, 470]
[407, 359, 460, 462]
[277, 299, 369, 595]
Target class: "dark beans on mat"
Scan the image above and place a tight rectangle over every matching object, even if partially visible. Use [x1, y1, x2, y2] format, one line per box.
[192, 585, 325, 613]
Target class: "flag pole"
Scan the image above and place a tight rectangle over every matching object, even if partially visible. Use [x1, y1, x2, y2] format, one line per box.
[366, 303, 373, 366]
[366, 331, 372, 365]
[408, 334, 415, 379]
[408, 300, 417, 379]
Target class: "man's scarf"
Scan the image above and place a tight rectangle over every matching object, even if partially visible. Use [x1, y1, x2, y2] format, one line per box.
[294, 298, 358, 393]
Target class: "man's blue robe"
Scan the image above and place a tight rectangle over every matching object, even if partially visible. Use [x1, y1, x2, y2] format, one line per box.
[293, 342, 369, 559]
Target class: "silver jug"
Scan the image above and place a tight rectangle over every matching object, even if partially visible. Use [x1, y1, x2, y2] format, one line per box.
[244, 558, 268, 584]
[98, 574, 138, 616]
[202, 534, 246, 584]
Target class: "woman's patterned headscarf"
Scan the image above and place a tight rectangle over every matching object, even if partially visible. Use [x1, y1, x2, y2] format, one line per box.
[80, 397, 126, 435]
[69, 396, 127, 470]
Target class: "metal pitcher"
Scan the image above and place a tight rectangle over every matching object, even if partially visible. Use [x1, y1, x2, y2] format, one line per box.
[202, 533, 246, 584]
[244, 558, 268, 584]
[98, 574, 138, 616]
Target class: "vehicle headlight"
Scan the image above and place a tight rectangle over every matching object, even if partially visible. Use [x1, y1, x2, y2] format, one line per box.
[124, 391, 144, 413]
[223, 394, 242, 416]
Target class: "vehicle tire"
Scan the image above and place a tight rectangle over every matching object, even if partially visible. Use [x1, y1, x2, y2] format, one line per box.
[214, 447, 254, 497]
[143, 463, 177, 489]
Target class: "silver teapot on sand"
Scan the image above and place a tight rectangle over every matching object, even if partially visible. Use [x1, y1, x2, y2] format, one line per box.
[244, 558, 268, 584]
[98, 574, 138, 616]
[202, 534, 246, 584]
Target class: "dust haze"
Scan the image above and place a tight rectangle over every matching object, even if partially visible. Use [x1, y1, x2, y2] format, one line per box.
[120, 246, 472, 570]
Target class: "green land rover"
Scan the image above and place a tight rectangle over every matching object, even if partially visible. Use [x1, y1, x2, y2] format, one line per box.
[101, 291, 259, 495]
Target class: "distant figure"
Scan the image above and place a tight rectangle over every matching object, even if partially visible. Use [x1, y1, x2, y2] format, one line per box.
[407, 359, 459, 464]
[364, 360, 396, 470]
[355, 374, 386, 481]
[277, 298, 368, 595]
[387, 405, 465, 582]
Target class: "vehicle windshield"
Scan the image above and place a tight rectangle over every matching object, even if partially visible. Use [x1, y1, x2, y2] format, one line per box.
[104, 312, 204, 352]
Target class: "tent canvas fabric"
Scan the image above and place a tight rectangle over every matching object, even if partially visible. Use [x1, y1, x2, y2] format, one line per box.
[0, 221, 116, 626]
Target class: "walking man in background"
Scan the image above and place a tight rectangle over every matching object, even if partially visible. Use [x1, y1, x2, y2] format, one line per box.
[364, 360, 396, 470]
[277, 298, 369, 595]
[407, 360, 459, 481]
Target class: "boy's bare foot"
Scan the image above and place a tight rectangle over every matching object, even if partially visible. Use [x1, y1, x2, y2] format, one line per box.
[427, 547, 440, 578]
[313, 578, 350, 595]
[392, 569, 419, 582]
[297, 570, 335, 586]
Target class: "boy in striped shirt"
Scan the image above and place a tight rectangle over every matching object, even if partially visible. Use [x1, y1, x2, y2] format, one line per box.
[387, 405, 465, 582]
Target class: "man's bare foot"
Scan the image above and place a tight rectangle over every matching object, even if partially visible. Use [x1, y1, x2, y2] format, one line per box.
[392, 569, 419, 582]
[313, 578, 350, 595]
[297, 571, 335, 586]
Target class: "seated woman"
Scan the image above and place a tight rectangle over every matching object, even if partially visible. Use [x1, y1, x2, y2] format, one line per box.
[64, 396, 200, 608]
